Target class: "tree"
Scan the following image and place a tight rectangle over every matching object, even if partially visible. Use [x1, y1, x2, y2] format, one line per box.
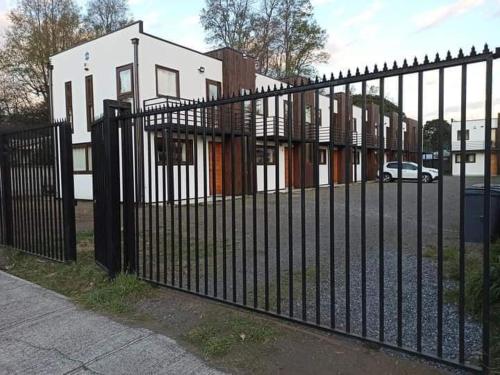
[200, 0, 329, 79]
[423, 119, 451, 152]
[0, 0, 84, 116]
[200, 0, 255, 52]
[84, 0, 132, 37]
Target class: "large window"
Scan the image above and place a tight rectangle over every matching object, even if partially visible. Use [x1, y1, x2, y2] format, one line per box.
[155, 136, 193, 165]
[85, 75, 94, 132]
[455, 153, 476, 163]
[116, 64, 133, 100]
[256, 145, 276, 165]
[65, 81, 73, 131]
[73, 143, 92, 174]
[156, 65, 179, 98]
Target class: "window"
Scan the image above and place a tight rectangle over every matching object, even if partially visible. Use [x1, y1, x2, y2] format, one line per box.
[241, 88, 252, 112]
[387, 162, 399, 169]
[155, 136, 193, 165]
[284, 100, 293, 123]
[403, 163, 417, 170]
[353, 150, 360, 165]
[85, 75, 94, 132]
[305, 105, 312, 124]
[65, 81, 73, 131]
[455, 153, 476, 163]
[156, 65, 179, 98]
[319, 149, 327, 164]
[256, 146, 276, 165]
[116, 64, 133, 100]
[256, 99, 264, 115]
[457, 130, 470, 141]
[73, 144, 92, 174]
[206, 79, 221, 100]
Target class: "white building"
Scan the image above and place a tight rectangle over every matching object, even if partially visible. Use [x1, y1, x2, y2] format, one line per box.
[451, 118, 499, 176]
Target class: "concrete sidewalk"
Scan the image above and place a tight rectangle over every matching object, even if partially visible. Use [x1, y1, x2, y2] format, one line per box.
[0, 271, 223, 375]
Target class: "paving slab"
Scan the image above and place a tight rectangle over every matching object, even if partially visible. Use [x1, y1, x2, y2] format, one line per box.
[0, 271, 224, 375]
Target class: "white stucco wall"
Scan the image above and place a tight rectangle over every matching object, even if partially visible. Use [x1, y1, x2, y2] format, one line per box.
[452, 152, 486, 176]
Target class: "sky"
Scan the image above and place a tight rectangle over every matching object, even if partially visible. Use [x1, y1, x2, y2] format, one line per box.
[0, 0, 499, 121]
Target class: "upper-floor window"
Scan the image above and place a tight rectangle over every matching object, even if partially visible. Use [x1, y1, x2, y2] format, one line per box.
[85, 75, 94, 132]
[156, 65, 179, 98]
[206, 79, 221, 100]
[305, 105, 312, 124]
[256, 99, 264, 115]
[457, 130, 470, 141]
[116, 64, 133, 100]
[64, 81, 73, 131]
[256, 145, 275, 165]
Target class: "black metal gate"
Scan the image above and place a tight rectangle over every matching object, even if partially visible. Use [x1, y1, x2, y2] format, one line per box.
[0, 121, 76, 262]
[96, 46, 499, 372]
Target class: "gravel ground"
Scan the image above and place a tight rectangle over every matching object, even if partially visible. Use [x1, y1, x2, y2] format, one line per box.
[133, 175, 495, 368]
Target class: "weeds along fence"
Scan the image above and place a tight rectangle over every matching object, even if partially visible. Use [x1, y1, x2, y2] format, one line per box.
[92, 46, 499, 372]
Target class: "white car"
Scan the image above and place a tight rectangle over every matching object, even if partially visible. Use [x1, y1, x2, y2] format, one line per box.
[381, 161, 438, 183]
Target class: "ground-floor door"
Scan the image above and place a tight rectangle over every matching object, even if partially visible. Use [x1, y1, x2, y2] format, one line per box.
[209, 142, 223, 195]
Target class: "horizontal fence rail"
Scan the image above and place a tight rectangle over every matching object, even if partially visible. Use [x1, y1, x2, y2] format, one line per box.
[101, 45, 498, 373]
[0, 122, 76, 262]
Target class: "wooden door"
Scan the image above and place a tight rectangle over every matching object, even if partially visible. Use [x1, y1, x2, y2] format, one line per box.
[331, 149, 342, 183]
[284, 147, 293, 187]
[209, 142, 223, 195]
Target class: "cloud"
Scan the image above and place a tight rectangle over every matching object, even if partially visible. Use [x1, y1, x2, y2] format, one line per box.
[413, 0, 484, 31]
[342, 0, 383, 28]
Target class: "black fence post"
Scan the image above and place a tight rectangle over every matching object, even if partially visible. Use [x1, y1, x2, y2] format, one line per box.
[59, 122, 76, 261]
[103, 100, 122, 277]
[120, 103, 136, 274]
[0, 135, 13, 246]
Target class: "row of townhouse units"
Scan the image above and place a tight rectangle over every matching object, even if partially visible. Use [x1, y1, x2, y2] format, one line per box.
[50, 21, 418, 201]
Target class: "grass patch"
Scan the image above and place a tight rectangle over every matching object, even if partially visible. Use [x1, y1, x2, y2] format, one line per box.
[185, 311, 277, 358]
[424, 243, 500, 371]
[0, 232, 156, 316]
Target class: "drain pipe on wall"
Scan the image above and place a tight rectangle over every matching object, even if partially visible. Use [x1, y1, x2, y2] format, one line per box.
[131, 38, 140, 113]
[48, 62, 54, 123]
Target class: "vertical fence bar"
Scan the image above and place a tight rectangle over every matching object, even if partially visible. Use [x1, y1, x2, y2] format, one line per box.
[482, 56, 493, 372]
[211, 105, 217, 297]
[177, 110, 183, 287]
[0, 135, 13, 246]
[378, 78, 385, 342]
[437, 67, 444, 357]
[344, 84, 351, 332]
[361, 81, 367, 337]
[194, 107, 200, 293]
[314, 89, 321, 325]
[59, 122, 76, 261]
[154, 117, 160, 282]
[222, 106, 227, 300]
[417, 71, 424, 352]
[48, 128, 57, 259]
[397, 75, 403, 347]
[202, 106, 209, 295]
[287, 92, 294, 318]
[169, 112, 175, 284]
[329, 84, 336, 328]
[147, 123, 153, 280]
[458, 64, 467, 362]
[241, 100, 247, 305]
[252, 98, 258, 308]
[230, 104, 237, 303]
[264, 97, 270, 310]
[161, 113, 167, 283]
[185, 109, 191, 290]
[300, 91, 307, 321]
[275, 95, 281, 314]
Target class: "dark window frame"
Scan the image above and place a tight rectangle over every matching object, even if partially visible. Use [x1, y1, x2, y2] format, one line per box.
[155, 135, 194, 166]
[64, 81, 73, 132]
[455, 153, 476, 163]
[85, 75, 94, 132]
[116, 63, 134, 100]
[319, 148, 327, 165]
[457, 129, 470, 141]
[156, 65, 180, 98]
[206, 79, 221, 100]
[73, 143, 92, 174]
[255, 145, 276, 165]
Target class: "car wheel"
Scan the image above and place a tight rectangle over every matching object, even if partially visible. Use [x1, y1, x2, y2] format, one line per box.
[383, 172, 392, 183]
[422, 173, 432, 183]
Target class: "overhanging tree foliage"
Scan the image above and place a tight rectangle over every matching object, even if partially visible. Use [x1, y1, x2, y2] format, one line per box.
[423, 119, 451, 152]
[200, 0, 329, 79]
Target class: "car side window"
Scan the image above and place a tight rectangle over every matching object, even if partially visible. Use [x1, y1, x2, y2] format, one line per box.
[387, 162, 398, 169]
[404, 163, 417, 170]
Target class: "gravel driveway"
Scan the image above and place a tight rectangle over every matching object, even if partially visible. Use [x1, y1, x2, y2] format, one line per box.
[135, 175, 496, 365]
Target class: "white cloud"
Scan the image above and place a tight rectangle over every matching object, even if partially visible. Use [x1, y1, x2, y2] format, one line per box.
[342, 0, 383, 28]
[413, 0, 484, 31]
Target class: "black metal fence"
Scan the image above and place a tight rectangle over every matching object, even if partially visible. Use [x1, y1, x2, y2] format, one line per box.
[0, 121, 76, 262]
[95, 45, 499, 372]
